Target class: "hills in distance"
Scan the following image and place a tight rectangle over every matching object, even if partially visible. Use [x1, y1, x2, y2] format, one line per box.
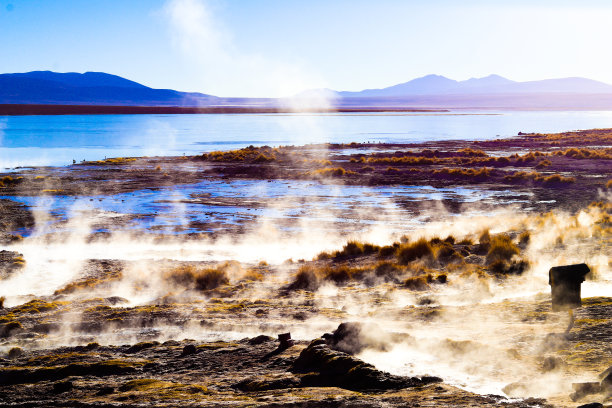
[335, 74, 612, 98]
[3, 70, 612, 110]
[0, 71, 218, 106]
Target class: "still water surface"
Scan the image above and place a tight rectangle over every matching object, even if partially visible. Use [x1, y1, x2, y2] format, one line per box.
[2, 110, 612, 168]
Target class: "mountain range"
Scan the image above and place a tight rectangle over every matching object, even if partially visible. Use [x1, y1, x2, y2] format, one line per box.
[3, 71, 612, 110]
[0, 71, 218, 106]
[336, 74, 612, 98]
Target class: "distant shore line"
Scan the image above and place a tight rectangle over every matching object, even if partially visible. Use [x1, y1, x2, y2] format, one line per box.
[0, 104, 449, 115]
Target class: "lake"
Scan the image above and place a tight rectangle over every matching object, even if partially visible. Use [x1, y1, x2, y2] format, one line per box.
[2, 110, 612, 168]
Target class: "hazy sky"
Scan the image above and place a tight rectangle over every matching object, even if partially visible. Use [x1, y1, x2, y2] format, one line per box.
[2, 0, 612, 97]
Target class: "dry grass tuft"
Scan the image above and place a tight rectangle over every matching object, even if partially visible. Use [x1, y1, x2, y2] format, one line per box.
[307, 167, 357, 178]
[535, 159, 552, 169]
[165, 264, 231, 291]
[503, 170, 575, 185]
[287, 266, 320, 291]
[457, 148, 488, 157]
[397, 238, 434, 265]
[403, 275, 429, 290]
[486, 234, 519, 265]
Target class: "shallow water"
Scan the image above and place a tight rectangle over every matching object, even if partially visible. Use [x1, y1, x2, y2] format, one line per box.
[2, 110, 612, 168]
[1, 179, 530, 237]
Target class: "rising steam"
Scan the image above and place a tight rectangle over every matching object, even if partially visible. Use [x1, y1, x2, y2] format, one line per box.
[162, 0, 328, 99]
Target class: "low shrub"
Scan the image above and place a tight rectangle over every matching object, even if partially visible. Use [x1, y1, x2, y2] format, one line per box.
[377, 244, 397, 258]
[486, 234, 520, 264]
[433, 241, 463, 263]
[336, 241, 379, 259]
[165, 264, 230, 292]
[488, 259, 529, 275]
[309, 167, 350, 178]
[518, 231, 530, 247]
[504, 171, 575, 185]
[287, 266, 320, 291]
[535, 159, 552, 169]
[317, 241, 381, 261]
[540, 174, 575, 185]
[457, 148, 488, 157]
[403, 276, 429, 290]
[373, 261, 402, 280]
[397, 238, 434, 265]
[384, 167, 401, 174]
[457, 237, 474, 245]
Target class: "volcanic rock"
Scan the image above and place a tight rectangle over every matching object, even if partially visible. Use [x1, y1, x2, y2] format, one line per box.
[322, 322, 392, 355]
[181, 344, 197, 356]
[570, 382, 602, 401]
[52, 380, 74, 394]
[0, 250, 25, 279]
[292, 338, 442, 391]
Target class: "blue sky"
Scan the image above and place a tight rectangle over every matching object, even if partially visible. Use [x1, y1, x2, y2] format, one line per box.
[2, 0, 612, 97]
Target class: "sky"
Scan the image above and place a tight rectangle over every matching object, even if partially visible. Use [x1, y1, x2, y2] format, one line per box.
[2, 0, 612, 97]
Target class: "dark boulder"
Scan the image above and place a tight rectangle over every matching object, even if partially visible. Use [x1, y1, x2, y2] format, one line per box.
[7, 347, 22, 359]
[292, 339, 441, 391]
[52, 380, 73, 394]
[0, 321, 24, 339]
[181, 344, 197, 356]
[322, 322, 400, 355]
[96, 386, 115, 396]
[600, 366, 612, 395]
[248, 335, 272, 345]
[570, 382, 602, 401]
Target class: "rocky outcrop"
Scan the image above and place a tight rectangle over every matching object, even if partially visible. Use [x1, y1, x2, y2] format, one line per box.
[322, 322, 405, 355]
[292, 338, 441, 391]
[0, 250, 25, 279]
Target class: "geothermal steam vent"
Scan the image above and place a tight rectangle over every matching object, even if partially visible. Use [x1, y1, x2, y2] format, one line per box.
[549, 263, 590, 312]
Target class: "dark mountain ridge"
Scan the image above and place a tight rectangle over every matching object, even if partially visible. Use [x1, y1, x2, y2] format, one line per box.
[0, 71, 217, 106]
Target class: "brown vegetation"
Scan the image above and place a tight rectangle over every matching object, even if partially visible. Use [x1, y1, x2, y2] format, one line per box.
[164, 264, 232, 291]
[432, 167, 491, 181]
[397, 238, 434, 264]
[503, 171, 575, 185]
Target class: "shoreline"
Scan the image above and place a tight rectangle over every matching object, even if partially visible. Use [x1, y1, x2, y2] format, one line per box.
[0, 104, 448, 116]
